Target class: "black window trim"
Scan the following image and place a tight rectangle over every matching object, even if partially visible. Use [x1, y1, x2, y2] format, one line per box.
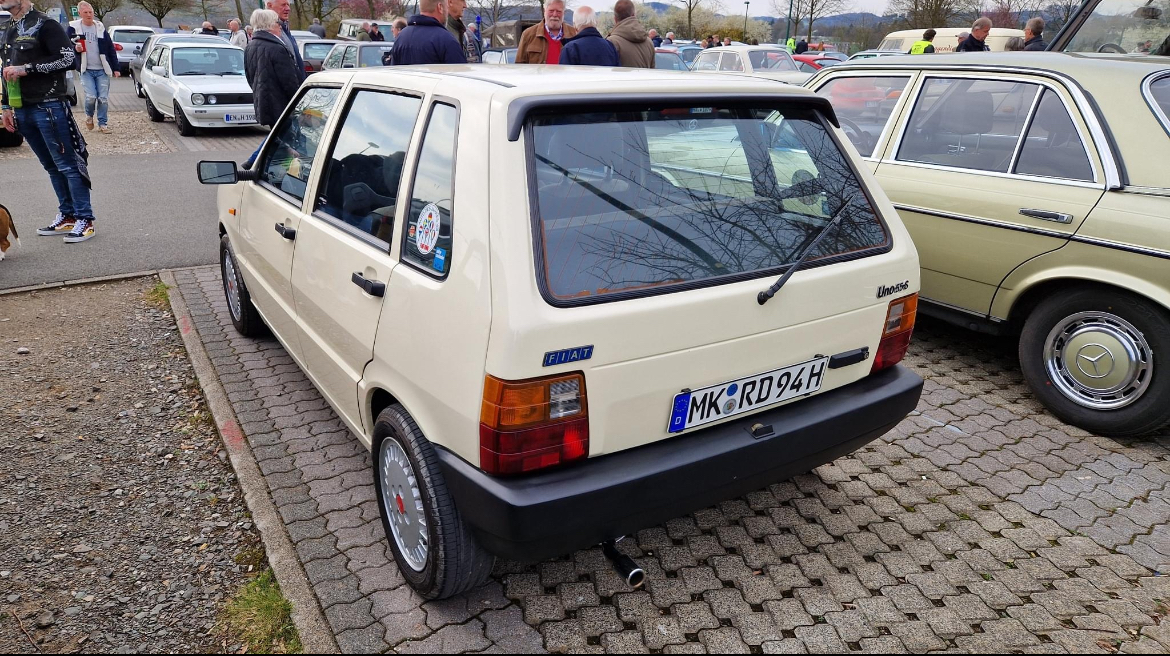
[255, 84, 344, 211]
[1142, 70, 1170, 140]
[308, 84, 426, 254]
[398, 96, 461, 282]
[523, 103, 893, 309]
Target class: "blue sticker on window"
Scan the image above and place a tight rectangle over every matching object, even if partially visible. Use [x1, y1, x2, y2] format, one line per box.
[432, 248, 446, 273]
[542, 345, 594, 367]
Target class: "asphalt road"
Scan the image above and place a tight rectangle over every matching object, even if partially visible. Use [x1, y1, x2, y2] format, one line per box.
[0, 77, 254, 291]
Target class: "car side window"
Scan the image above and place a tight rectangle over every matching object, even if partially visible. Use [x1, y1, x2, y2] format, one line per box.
[146, 45, 163, 68]
[402, 103, 458, 278]
[160, 48, 171, 75]
[259, 87, 341, 203]
[693, 52, 719, 71]
[1014, 89, 1094, 182]
[799, 62, 816, 73]
[342, 46, 357, 68]
[315, 90, 423, 245]
[897, 78, 1040, 173]
[323, 46, 342, 69]
[816, 75, 911, 158]
[720, 53, 743, 71]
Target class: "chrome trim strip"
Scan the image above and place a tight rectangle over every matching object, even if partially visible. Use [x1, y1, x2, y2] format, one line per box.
[892, 203, 1071, 239]
[1019, 208, 1074, 224]
[1068, 235, 1170, 261]
[1119, 185, 1170, 197]
[879, 158, 1105, 190]
[864, 64, 1120, 189]
[920, 296, 1008, 323]
[1141, 71, 1170, 138]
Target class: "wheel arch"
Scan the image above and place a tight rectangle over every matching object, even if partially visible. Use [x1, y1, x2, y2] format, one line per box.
[996, 268, 1170, 331]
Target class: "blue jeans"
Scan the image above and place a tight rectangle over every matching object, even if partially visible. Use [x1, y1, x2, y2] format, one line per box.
[80, 69, 111, 127]
[15, 101, 94, 221]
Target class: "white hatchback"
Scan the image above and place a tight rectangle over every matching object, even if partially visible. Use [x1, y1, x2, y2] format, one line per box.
[198, 65, 924, 599]
[139, 41, 256, 136]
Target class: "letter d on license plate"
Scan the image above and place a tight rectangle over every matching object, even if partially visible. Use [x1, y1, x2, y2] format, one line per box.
[667, 357, 828, 433]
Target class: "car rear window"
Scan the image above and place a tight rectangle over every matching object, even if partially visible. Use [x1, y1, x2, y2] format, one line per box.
[1149, 74, 1170, 132]
[304, 43, 335, 59]
[115, 30, 153, 43]
[528, 104, 890, 304]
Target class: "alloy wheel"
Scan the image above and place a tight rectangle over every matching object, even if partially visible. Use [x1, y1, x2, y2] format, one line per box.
[378, 437, 429, 572]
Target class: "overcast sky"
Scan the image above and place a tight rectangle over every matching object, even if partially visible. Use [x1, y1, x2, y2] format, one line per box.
[582, 0, 891, 18]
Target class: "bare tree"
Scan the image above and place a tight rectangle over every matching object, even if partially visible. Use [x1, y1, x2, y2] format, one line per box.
[195, 0, 225, 21]
[775, 0, 850, 40]
[886, 0, 983, 27]
[87, 0, 124, 20]
[1042, 0, 1078, 30]
[670, 0, 707, 39]
[129, 0, 195, 26]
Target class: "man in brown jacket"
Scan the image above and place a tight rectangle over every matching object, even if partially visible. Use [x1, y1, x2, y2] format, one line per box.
[607, 0, 654, 68]
[516, 0, 577, 64]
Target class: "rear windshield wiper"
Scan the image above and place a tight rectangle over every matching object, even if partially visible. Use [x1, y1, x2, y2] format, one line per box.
[757, 191, 858, 306]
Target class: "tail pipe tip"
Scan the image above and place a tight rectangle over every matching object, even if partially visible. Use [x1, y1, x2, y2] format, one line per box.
[602, 540, 646, 589]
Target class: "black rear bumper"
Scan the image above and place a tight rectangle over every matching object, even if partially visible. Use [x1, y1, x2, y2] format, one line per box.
[436, 365, 923, 562]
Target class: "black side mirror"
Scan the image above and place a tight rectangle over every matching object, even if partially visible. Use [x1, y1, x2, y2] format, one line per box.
[198, 160, 242, 184]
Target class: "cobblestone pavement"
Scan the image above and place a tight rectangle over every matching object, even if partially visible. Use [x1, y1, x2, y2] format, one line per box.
[172, 265, 1170, 654]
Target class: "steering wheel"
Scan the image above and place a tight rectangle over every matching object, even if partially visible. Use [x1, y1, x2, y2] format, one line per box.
[1097, 43, 1126, 53]
[838, 117, 875, 155]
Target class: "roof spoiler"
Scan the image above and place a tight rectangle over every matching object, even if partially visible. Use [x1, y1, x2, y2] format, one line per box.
[506, 92, 840, 141]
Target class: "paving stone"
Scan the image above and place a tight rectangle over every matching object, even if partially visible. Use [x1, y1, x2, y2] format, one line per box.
[793, 586, 843, 616]
[793, 624, 848, 653]
[823, 610, 879, 643]
[481, 606, 546, 654]
[540, 620, 588, 653]
[641, 616, 687, 650]
[673, 601, 721, 634]
[879, 584, 933, 613]
[854, 596, 907, 627]
[522, 595, 566, 625]
[943, 593, 1000, 622]
[698, 627, 751, 654]
[761, 638, 809, 654]
[888, 620, 948, 652]
[731, 612, 782, 645]
[857, 636, 908, 653]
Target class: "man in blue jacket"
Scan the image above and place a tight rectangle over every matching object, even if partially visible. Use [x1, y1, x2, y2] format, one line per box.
[68, 1, 119, 133]
[390, 0, 466, 65]
[559, 6, 618, 66]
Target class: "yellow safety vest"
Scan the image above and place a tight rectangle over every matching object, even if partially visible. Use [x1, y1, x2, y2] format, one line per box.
[909, 40, 933, 54]
[787, 38, 796, 52]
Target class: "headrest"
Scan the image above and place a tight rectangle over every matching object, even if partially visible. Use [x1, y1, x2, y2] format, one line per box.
[938, 90, 994, 135]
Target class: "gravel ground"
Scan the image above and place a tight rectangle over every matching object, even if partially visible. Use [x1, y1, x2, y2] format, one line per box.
[0, 278, 262, 653]
[0, 107, 173, 161]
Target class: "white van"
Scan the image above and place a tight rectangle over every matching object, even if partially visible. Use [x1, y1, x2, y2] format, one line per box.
[198, 66, 924, 599]
[880, 27, 1026, 53]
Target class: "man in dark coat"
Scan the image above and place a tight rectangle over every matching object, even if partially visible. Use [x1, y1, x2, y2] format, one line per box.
[1023, 16, 1047, 50]
[957, 17, 992, 51]
[795, 38, 808, 54]
[265, 0, 307, 72]
[244, 7, 302, 171]
[389, 0, 465, 65]
[559, 6, 618, 65]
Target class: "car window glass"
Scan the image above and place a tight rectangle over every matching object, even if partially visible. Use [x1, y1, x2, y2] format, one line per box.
[259, 87, 341, 203]
[799, 62, 815, 73]
[304, 43, 335, 60]
[146, 45, 163, 68]
[1014, 89, 1094, 182]
[693, 52, 720, 71]
[342, 46, 357, 67]
[402, 103, 458, 277]
[719, 53, 743, 71]
[1149, 75, 1170, 131]
[529, 106, 889, 302]
[161, 48, 171, 74]
[897, 78, 1040, 173]
[816, 75, 910, 158]
[360, 44, 394, 66]
[323, 46, 342, 68]
[315, 91, 423, 244]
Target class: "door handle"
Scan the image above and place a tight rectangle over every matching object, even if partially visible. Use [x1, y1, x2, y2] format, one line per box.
[274, 223, 296, 240]
[1019, 208, 1074, 224]
[351, 272, 385, 297]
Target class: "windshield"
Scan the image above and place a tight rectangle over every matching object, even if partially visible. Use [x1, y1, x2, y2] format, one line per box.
[655, 52, 687, 70]
[115, 30, 153, 43]
[171, 47, 245, 75]
[528, 105, 889, 303]
[359, 44, 394, 66]
[1064, 0, 1170, 53]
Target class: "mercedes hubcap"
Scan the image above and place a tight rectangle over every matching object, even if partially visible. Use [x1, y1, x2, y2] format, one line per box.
[1044, 311, 1153, 410]
[379, 438, 428, 572]
[223, 250, 242, 322]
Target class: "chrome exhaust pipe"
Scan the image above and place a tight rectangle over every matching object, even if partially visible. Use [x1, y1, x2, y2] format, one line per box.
[602, 540, 645, 588]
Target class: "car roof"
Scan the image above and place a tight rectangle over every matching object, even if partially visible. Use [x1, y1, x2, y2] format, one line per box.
[883, 27, 1024, 38]
[109, 25, 156, 31]
[834, 51, 1169, 78]
[166, 41, 241, 49]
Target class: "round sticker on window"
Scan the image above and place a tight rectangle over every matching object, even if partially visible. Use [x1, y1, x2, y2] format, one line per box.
[415, 203, 441, 256]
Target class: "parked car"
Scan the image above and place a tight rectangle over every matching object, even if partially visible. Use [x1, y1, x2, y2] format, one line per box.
[654, 47, 688, 70]
[1048, 0, 1170, 53]
[673, 43, 704, 66]
[818, 50, 849, 61]
[321, 41, 395, 69]
[691, 45, 810, 84]
[808, 53, 1170, 436]
[793, 53, 841, 73]
[197, 66, 924, 598]
[130, 33, 224, 98]
[108, 25, 156, 74]
[139, 41, 255, 136]
[301, 38, 342, 73]
[188, 27, 229, 39]
[878, 28, 1026, 53]
[480, 47, 516, 64]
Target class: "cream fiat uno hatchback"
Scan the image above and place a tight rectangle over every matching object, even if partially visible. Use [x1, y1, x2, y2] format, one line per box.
[198, 66, 924, 599]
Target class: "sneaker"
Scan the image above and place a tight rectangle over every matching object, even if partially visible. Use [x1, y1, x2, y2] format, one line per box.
[85, 116, 94, 130]
[98, 126, 111, 134]
[37, 213, 75, 236]
[64, 218, 95, 243]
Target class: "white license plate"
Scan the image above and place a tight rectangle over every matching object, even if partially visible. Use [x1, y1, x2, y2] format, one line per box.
[865, 101, 879, 108]
[224, 113, 255, 123]
[667, 357, 829, 434]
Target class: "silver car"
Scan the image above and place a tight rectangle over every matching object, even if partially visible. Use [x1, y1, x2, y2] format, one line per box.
[108, 25, 155, 74]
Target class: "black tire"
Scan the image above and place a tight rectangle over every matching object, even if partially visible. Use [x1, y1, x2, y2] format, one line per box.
[1019, 288, 1170, 437]
[175, 103, 197, 137]
[373, 404, 494, 600]
[219, 235, 267, 337]
[145, 94, 164, 122]
[132, 72, 145, 98]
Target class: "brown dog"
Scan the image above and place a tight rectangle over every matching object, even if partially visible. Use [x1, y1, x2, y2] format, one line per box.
[0, 204, 18, 261]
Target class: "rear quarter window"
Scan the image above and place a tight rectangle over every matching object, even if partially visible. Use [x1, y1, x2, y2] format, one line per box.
[528, 104, 890, 305]
[1148, 74, 1170, 133]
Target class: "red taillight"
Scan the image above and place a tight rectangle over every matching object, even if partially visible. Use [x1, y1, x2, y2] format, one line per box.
[479, 373, 589, 475]
[872, 293, 917, 373]
[114, 43, 123, 51]
[304, 63, 314, 72]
